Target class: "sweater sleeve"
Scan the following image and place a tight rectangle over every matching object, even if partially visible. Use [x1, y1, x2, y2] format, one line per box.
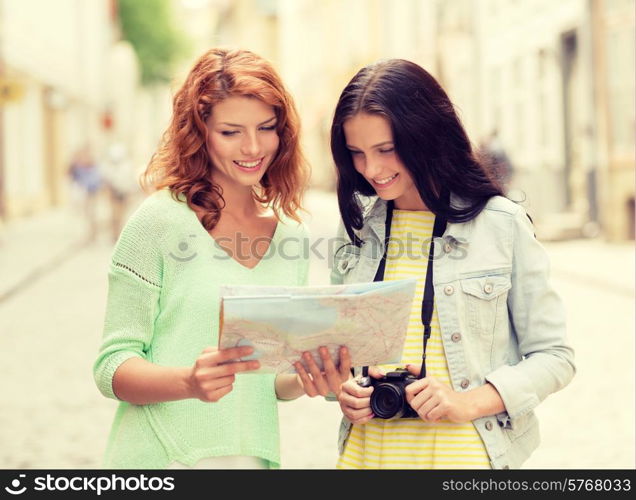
[93, 202, 164, 400]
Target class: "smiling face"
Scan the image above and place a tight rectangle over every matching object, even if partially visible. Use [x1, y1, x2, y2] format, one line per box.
[343, 113, 426, 210]
[206, 95, 280, 189]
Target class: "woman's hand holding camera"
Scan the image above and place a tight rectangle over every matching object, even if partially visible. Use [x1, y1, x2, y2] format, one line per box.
[337, 366, 384, 425]
[293, 346, 352, 397]
[187, 346, 260, 403]
[404, 364, 474, 423]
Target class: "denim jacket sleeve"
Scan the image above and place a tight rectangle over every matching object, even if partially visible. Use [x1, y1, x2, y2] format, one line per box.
[484, 207, 576, 422]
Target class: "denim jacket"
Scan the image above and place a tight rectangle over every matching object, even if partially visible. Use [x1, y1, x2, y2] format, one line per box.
[330, 195, 575, 469]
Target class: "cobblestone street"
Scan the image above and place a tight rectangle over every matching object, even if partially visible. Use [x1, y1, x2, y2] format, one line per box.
[0, 190, 633, 469]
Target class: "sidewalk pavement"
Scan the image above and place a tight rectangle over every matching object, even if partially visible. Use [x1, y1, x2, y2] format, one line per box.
[0, 191, 130, 304]
[0, 205, 88, 304]
[542, 238, 634, 297]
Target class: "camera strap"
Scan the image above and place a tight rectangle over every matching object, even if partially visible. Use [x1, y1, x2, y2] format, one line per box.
[372, 200, 394, 285]
[365, 200, 447, 380]
[418, 213, 447, 378]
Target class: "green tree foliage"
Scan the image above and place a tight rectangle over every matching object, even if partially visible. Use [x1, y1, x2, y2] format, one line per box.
[118, 0, 190, 85]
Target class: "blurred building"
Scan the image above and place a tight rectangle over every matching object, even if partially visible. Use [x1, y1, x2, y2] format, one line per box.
[0, 0, 161, 224]
[1, 0, 108, 219]
[176, 0, 633, 241]
[436, 0, 634, 241]
[181, 0, 438, 190]
[275, 0, 437, 191]
[2, 0, 631, 242]
[591, 0, 635, 241]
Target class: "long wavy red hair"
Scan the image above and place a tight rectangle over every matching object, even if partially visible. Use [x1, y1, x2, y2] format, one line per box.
[142, 48, 309, 230]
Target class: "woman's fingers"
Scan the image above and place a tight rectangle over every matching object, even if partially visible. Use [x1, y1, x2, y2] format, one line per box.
[190, 346, 260, 402]
[196, 360, 259, 380]
[338, 346, 352, 379]
[344, 407, 374, 424]
[226, 359, 260, 374]
[342, 378, 373, 398]
[302, 351, 330, 396]
[319, 347, 346, 394]
[415, 397, 439, 421]
[367, 366, 386, 379]
[196, 360, 260, 378]
[196, 347, 260, 372]
[199, 345, 257, 365]
[352, 413, 375, 425]
[339, 391, 371, 410]
[337, 378, 376, 424]
[339, 390, 373, 423]
[199, 374, 236, 391]
[199, 384, 234, 403]
[190, 370, 237, 402]
[294, 362, 318, 397]
[295, 346, 352, 397]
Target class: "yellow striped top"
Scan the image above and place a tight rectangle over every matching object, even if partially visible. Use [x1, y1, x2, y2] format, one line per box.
[337, 209, 490, 469]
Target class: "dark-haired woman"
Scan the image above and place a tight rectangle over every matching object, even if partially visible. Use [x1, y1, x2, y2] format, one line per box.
[329, 59, 575, 469]
[93, 48, 349, 469]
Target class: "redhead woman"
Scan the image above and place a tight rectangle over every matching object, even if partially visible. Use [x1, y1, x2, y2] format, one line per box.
[93, 48, 349, 469]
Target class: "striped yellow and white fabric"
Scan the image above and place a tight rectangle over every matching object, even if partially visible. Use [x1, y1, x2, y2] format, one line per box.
[337, 209, 490, 469]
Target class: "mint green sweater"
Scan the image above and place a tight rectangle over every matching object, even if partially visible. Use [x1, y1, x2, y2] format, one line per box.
[93, 189, 309, 468]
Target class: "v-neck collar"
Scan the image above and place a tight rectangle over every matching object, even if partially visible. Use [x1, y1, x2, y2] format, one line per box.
[177, 192, 282, 272]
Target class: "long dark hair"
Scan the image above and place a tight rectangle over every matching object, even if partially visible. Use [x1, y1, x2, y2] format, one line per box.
[330, 59, 503, 244]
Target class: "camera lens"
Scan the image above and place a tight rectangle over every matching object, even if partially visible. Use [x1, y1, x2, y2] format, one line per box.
[370, 383, 407, 419]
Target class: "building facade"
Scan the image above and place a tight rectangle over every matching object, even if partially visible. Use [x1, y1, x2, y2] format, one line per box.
[208, 0, 634, 240]
[0, 0, 153, 223]
[0, 0, 113, 218]
[437, 0, 634, 240]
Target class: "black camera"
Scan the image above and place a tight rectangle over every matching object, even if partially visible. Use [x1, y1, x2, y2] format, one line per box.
[358, 368, 418, 419]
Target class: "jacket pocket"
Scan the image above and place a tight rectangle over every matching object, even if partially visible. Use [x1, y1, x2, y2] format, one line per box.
[459, 273, 512, 370]
[460, 274, 511, 301]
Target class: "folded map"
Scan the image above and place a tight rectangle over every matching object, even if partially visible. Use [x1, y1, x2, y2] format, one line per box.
[218, 278, 417, 374]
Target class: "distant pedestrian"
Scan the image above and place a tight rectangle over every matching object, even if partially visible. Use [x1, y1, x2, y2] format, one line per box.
[479, 129, 513, 193]
[68, 145, 102, 243]
[101, 142, 138, 243]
